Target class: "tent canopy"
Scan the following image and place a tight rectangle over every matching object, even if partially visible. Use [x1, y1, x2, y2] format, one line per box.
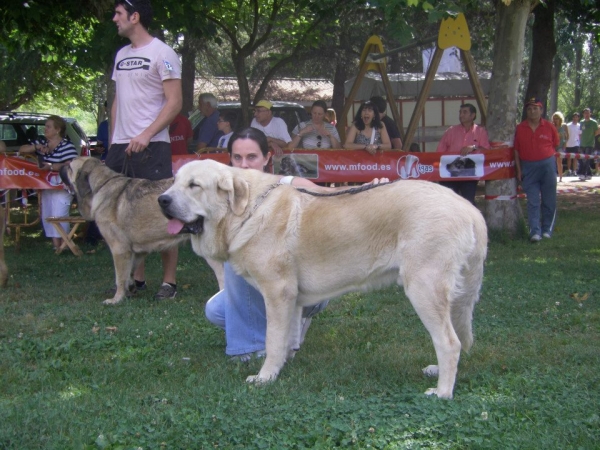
[344, 71, 492, 100]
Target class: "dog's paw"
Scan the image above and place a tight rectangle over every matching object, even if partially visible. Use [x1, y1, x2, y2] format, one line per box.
[103, 297, 123, 305]
[422, 365, 439, 377]
[424, 388, 438, 396]
[424, 387, 453, 399]
[246, 375, 272, 385]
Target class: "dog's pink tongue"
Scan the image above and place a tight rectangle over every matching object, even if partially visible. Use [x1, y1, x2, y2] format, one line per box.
[167, 218, 185, 235]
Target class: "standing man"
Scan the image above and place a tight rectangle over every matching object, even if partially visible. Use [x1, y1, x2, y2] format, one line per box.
[108, 0, 182, 299]
[565, 112, 581, 176]
[578, 108, 599, 181]
[514, 98, 559, 243]
[195, 93, 222, 152]
[436, 103, 490, 205]
[250, 100, 291, 154]
[370, 96, 403, 149]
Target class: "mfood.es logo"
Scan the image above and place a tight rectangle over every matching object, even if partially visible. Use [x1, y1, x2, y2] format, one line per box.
[396, 155, 434, 179]
[46, 172, 63, 187]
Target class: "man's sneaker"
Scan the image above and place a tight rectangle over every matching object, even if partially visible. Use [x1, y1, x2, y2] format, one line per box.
[586, 175, 592, 180]
[579, 175, 587, 181]
[542, 232, 551, 239]
[229, 350, 266, 363]
[154, 282, 177, 300]
[530, 234, 542, 243]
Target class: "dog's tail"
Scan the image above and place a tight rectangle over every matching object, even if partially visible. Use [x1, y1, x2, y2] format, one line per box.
[449, 217, 487, 353]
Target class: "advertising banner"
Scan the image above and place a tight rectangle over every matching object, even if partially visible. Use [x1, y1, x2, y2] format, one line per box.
[1, 148, 515, 189]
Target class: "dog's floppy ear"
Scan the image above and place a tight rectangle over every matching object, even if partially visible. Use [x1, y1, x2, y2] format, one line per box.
[73, 159, 97, 219]
[218, 173, 249, 216]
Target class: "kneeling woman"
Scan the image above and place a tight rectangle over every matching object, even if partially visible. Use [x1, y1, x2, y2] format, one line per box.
[205, 128, 387, 361]
[205, 128, 331, 362]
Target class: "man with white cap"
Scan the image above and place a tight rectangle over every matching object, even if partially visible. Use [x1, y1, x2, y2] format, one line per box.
[250, 100, 291, 154]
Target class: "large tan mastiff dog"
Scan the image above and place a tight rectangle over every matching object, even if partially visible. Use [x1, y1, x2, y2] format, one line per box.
[60, 157, 223, 304]
[159, 160, 487, 399]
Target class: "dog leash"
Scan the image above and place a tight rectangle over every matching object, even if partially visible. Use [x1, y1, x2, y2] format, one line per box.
[294, 178, 398, 197]
[240, 182, 282, 227]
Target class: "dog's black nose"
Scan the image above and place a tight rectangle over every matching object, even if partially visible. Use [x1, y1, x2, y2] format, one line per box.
[158, 194, 172, 209]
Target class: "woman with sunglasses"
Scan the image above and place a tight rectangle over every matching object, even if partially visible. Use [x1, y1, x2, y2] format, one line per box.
[289, 100, 341, 149]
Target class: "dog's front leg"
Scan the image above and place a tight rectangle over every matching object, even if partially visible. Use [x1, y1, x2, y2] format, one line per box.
[247, 285, 297, 384]
[104, 250, 134, 305]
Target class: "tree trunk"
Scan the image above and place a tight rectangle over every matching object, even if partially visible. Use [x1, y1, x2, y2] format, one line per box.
[549, 56, 560, 114]
[485, 0, 534, 234]
[233, 50, 252, 128]
[574, 39, 583, 109]
[522, 0, 556, 120]
[332, 59, 348, 124]
[180, 36, 197, 117]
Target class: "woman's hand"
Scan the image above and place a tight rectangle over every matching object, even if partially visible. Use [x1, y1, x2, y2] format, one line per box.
[364, 177, 389, 186]
[365, 144, 379, 155]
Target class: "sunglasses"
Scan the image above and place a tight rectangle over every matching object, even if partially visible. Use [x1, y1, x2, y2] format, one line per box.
[316, 135, 322, 148]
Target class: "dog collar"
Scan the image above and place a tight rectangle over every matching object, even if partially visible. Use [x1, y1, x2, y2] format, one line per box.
[240, 182, 282, 227]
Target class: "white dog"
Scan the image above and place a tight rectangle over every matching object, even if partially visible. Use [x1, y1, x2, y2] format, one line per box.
[159, 160, 487, 399]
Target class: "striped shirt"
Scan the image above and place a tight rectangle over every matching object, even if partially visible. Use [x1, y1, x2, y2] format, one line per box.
[35, 137, 78, 164]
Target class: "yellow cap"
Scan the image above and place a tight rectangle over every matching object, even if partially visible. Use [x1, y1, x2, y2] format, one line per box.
[255, 100, 273, 109]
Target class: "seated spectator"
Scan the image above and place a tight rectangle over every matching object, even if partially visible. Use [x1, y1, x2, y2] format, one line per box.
[217, 111, 237, 148]
[325, 108, 337, 126]
[343, 101, 391, 154]
[370, 96, 403, 149]
[409, 143, 421, 152]
[169, 112, 193, 155]
[250, 99, 291, 155]
[195, 93, 223, 152]
[18, 115, 77, 250]
[289, 100, 341, 149]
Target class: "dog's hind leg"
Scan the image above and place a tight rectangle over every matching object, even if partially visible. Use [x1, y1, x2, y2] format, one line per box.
[104, 250, 135, 305]
[247, 282, 298, 384]
[403, 276, 462, 399]
[286, 305, 304, 357]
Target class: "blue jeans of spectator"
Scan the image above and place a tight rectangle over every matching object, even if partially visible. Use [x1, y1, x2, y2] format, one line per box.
[521, 156, 557, 237]
[205, 262, 329, 356]
[577, 146, 594, 176]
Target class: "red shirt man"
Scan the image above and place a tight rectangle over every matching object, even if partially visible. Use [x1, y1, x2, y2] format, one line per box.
[169, 113, 193, 155]
[514, 108, 558, 164]
[513, 98, 559, 243]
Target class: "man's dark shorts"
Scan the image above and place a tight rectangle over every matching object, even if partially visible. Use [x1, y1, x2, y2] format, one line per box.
[566, 146, 579, 153]
[105, 141, 173, 180]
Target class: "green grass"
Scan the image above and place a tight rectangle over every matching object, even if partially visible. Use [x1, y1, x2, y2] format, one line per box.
[0, 196, 599, 449]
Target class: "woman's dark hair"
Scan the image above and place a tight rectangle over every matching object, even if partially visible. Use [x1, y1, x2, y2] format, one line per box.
[311, 100, 328, 114]
[227, 127, 269, 157]
[353, 101, 382, 131]
[115, 0, 153, 29]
